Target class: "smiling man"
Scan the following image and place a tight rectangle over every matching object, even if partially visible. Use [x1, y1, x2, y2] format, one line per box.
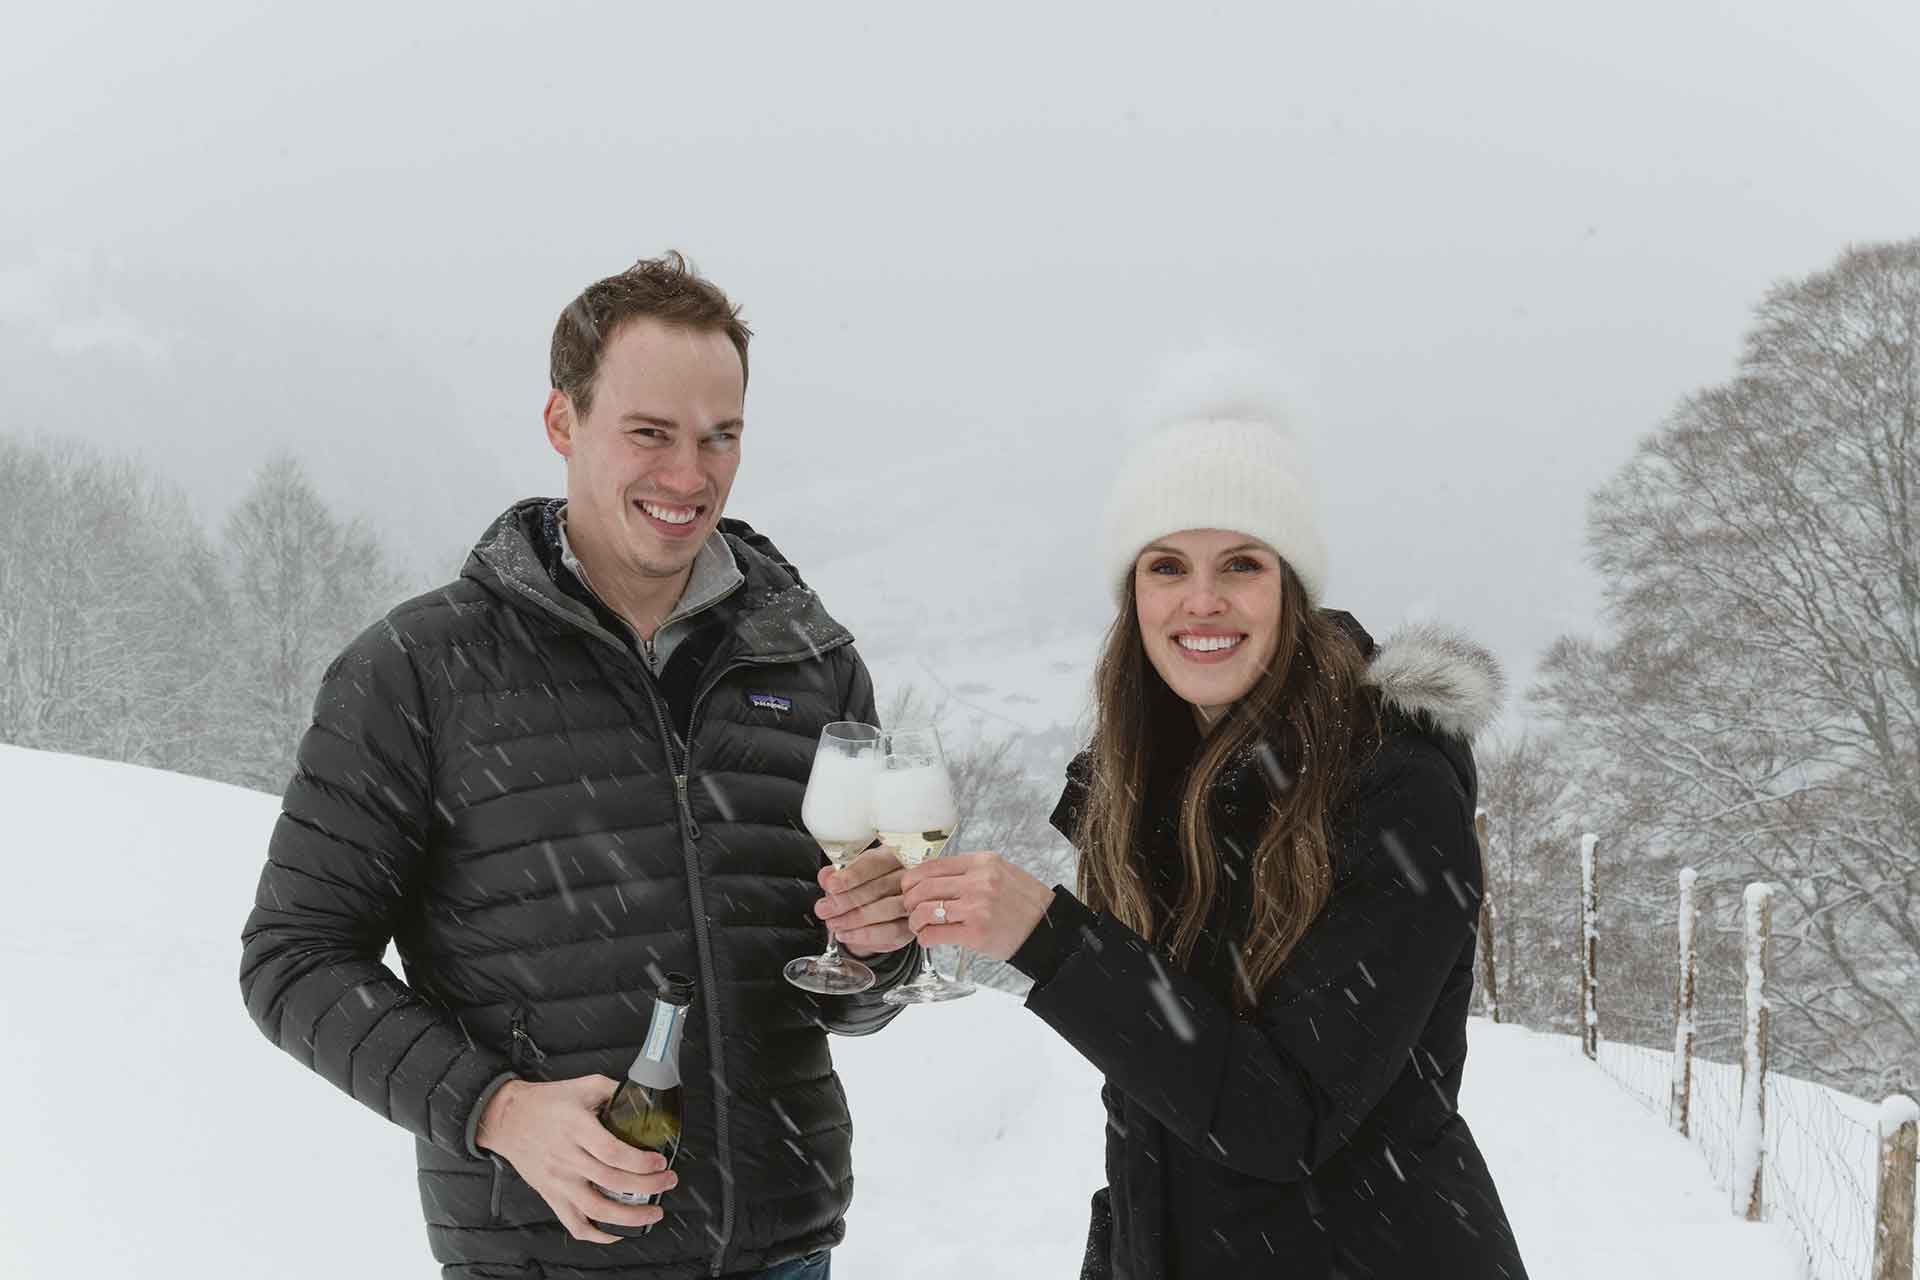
[241, 254, 918, 1280]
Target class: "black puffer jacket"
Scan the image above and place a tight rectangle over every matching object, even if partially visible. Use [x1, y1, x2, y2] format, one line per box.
[1012, 620, 1529, 1280]
[240, 499, 909, 1280]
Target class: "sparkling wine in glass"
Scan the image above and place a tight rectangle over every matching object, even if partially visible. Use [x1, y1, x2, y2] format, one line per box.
[876, 726, 974, 1005]
[784, 722, 882, 995]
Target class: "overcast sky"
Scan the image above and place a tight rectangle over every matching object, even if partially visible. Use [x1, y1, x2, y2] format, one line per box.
[4, 1, 1918, 728]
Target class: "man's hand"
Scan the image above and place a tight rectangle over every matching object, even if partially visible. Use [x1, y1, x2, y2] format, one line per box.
[474, 1076, 678, 1243]
[815, 845, 914, 957]
[900, 850, 1053, 962]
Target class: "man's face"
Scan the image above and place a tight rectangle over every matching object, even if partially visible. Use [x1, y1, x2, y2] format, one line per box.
[545, 317, 745, 586]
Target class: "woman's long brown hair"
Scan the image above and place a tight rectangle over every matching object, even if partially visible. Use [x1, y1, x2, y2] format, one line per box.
[1074, 562, 1379, 1013]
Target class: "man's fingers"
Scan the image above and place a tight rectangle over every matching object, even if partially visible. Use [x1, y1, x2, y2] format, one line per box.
[582, 1126, 671, 1176]
[815, 869, 904, 919]
[568, 1159, 675, 1212]
[816, 887, 908, 930]
[555, 1201, 625, 1244]
[564, 1074, 622, 1109]
[835, 844, 904, 886]
[839, 921, 916, 954]
[570, 1149, 679, 1201]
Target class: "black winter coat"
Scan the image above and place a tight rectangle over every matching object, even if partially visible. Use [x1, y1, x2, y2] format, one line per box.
[1011, 622, 1529, 1280]
[240, 500, 911, 1280]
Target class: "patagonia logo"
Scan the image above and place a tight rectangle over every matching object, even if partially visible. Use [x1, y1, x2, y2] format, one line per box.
[748, 693, 793, 713]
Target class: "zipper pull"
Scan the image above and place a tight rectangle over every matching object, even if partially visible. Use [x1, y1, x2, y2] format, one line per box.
[674, 773, 703, 841]
[510, 1020, 549, 1065]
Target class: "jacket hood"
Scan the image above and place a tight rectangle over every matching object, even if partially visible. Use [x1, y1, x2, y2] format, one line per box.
[1363, 621, 1506, 743]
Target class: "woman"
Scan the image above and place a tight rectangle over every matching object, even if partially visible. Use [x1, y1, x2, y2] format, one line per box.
[899, 380, 1530, 1279]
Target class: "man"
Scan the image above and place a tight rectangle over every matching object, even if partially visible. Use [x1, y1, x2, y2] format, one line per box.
[241, 253, 916, 1280]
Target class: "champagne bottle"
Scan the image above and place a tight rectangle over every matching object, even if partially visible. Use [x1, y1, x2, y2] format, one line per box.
[594, 974, 695, 1219]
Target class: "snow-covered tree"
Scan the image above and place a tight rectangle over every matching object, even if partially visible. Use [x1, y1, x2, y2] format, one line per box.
[221, 454, 396, 791]
[1534, 238, 1920, 1096]
[0, 436, 223, 775]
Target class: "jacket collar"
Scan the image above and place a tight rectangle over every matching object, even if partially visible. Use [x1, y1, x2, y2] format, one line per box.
[463, 498, 854, 664]
[556, 502, 744, 633]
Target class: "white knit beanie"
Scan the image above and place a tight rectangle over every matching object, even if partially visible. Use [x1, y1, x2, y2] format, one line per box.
[1100, 351, 1327, 606]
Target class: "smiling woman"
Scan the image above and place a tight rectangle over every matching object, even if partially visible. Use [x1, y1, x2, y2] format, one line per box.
[898, 356, 1528, 1279]
[1132, 532, 1286, 722]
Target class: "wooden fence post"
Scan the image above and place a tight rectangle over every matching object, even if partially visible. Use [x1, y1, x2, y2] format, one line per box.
[1474, 808, 1500, 1024]
[1875, 1095, 1918, 1280]
[1580, 833, 1599, 1060]
[1669, 867, 1697, 1137]
[1734, 882, 1774, 1222]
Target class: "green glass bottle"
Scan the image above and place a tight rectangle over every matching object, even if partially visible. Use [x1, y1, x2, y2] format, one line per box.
[594, 973, 695, 1223]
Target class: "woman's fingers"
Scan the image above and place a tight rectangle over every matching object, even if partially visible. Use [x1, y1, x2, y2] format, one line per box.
[897, 851, 985, 894]
[901, 857, 997, 912]
[909, 922, 970, 950]
[906, 894, 968, 933]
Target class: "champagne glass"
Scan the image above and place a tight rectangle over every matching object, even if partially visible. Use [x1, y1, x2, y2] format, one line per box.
[785, 722, 883, 994]
[876, 726, 975, 1005]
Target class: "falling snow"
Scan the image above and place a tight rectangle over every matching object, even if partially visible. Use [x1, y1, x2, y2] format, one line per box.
[0, 743, 1810, 1280]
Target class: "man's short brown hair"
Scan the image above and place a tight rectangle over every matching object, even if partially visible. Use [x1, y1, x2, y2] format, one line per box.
[550, 251, 752, 416]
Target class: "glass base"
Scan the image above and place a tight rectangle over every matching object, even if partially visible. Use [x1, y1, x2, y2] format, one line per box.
[882, 972, 975, 1005]
[784, 953, 876, 995]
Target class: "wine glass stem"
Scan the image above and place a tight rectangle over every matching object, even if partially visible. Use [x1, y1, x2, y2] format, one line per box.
[821, 932, 844, 965]
[915, 946, 939, 983]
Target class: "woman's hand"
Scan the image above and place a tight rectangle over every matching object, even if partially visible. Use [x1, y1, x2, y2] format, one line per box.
[899, 851, 1054, 962]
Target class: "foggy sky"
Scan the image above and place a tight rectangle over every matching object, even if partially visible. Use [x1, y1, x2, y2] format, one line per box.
[5, 0, 1919, 731]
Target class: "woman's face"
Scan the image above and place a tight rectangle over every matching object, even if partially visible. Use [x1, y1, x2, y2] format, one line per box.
[1133, 528, 1285, 723]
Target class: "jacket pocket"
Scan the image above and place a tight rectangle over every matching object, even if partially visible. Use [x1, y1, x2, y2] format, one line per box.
[488, 1006, 550, 1226]
[487, 1152, 511, 1224]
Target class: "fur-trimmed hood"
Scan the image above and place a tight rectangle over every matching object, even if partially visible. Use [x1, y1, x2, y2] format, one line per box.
[1361, 621, 1507, 742]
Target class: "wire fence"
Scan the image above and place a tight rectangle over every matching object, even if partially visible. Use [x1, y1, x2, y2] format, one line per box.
[1590, 1029, 1895, 1280]
[1762, 1072, 1881, 1280]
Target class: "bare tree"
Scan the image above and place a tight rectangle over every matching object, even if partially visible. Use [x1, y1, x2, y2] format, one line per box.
[0, 436, 225, 773]
[1533, 238, 1920, 1096]
[1474, 732, 1584, 1034]
[221, 455, 398, 790]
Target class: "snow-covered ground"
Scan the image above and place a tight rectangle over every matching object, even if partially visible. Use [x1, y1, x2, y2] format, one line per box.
[0, 743, 1812, 1278]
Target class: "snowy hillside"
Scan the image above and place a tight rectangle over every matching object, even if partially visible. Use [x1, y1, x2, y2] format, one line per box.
[0, 744, 1803, 1279]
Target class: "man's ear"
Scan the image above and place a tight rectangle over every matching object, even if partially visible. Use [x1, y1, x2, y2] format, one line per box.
[544, 389, 578, 459]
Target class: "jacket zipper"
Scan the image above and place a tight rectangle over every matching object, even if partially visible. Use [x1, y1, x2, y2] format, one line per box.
[509, 1011, 549, 1071]
[670, 647, 845, 1277]
[629, 663, 736, 1276]
[507, 562, 853, 1276]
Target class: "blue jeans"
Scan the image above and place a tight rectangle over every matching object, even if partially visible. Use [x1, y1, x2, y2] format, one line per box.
[736, 1251, 830, 1280]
